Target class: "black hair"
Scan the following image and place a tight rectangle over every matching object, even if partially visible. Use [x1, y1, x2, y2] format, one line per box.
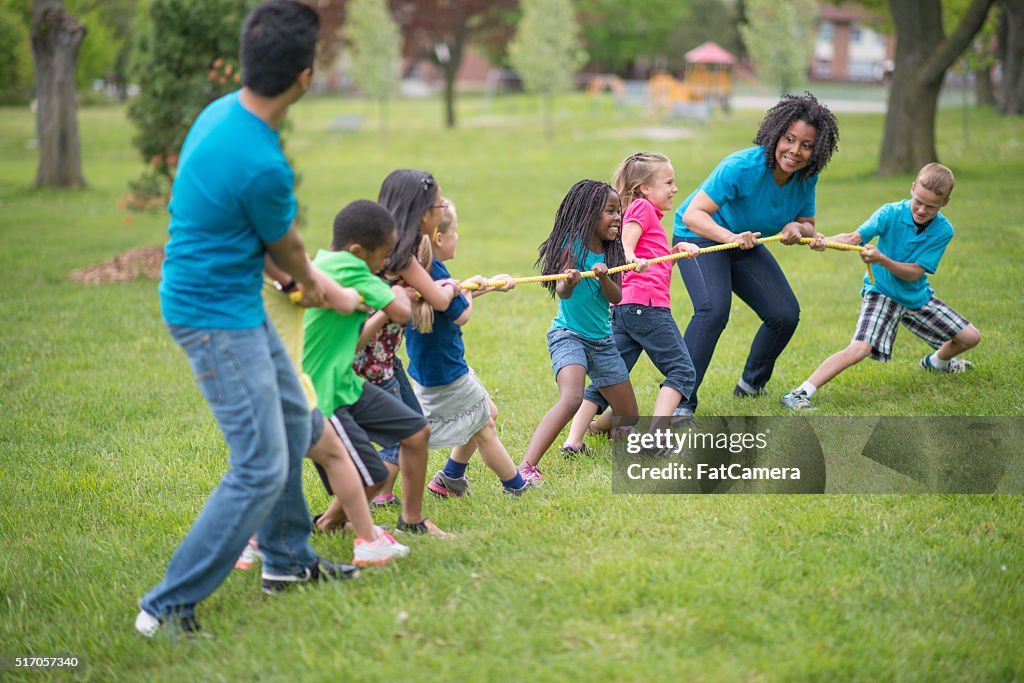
[240, 0, 319, 97]
[378, 169, 438, 273]
[331, 199, 397, 252]
[753, 93, 840, 179]
[535, 179, 625, 297]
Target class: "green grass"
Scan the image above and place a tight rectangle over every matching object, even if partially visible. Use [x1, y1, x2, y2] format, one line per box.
[1, 93, 1022, 681]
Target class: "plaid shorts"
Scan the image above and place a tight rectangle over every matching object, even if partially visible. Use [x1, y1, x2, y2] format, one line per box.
[853, 291, 970, 362]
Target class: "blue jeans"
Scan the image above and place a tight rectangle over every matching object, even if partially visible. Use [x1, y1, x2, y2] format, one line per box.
[140, 322, 316, 619]
[375, 358, 422, 465]
[672, 237, 800, 412]
[583, 304, 696, 411]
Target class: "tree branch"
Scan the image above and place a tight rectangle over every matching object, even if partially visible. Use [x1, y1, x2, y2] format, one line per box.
[923, 0, 996, 82]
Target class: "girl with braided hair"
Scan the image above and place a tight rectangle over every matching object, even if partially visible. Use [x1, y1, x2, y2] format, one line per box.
[563, 152, 700, 451]
[519, 180, 639, 484]
[672, 93, 839, 415]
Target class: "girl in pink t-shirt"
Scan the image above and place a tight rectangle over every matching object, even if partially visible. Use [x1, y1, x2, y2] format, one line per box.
[564, 152, 699, 451]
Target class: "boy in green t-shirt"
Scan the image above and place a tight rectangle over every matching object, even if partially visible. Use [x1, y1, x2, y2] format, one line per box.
[304, 200, 448, 537]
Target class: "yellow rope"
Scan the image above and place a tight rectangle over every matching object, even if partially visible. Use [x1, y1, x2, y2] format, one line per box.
[461, 235, 873, 290]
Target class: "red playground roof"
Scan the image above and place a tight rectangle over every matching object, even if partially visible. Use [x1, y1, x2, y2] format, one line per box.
[684, 41, 737, 65]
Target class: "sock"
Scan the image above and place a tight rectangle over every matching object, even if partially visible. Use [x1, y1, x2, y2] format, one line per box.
[799, 381, 817, 398]
[442, 457, 468, 479]
[502, 472, 526, 491]
[929, 352, 950, 370]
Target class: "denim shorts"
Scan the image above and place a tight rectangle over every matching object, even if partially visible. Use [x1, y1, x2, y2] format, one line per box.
[582, 303, 696, 410]
[547, 327, 629, 388]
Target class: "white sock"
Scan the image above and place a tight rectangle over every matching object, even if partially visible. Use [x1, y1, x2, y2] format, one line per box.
[929, 352, 950, 370]
[798, 381, 817, 397]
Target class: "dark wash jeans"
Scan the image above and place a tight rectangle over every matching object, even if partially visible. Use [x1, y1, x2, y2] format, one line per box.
[672, 236, 800, 412]
[582, 303, 696, 411]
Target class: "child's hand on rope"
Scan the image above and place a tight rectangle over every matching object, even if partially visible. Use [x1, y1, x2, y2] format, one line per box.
[629, 257, 650, 273]
[592, 262, 609, 279]
[859, 244, 883, 264]
[489, 274, 516, 292]
[564, 268, 582, 286]
[463, 274, 490, 294]
[671, 242, 700, 259]
[730, 231, 761, 250]
[808, 232, 827, 252]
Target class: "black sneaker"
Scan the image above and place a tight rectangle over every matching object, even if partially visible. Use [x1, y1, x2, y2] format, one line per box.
[261, 556, 359, 594]
[733, 384, 766, 398]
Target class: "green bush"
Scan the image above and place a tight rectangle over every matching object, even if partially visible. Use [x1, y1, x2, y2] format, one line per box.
[0, 5, 33, 105]
[126, 0, 257, 199]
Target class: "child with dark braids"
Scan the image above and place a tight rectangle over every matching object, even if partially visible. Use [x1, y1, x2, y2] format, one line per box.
[519, 180, 640, 484]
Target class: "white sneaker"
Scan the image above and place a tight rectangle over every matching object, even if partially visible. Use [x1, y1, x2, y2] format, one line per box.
[920, 354, 974, 374]
[134, 610, 205, 639]
[135, 609, 161, 638]
[353, 527, 410, 566]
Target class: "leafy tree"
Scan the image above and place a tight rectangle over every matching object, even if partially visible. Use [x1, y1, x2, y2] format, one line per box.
[31, 0, 86, 187]
[126, 0, 256, 202]
[0, 5, 33, 103]
[574, 0, 742, 76]
[347, 0, 400, 131]
[508, 0, 586, 137]
[390, 0, 517, 128]
[876, 0, 994, 174]
[69, 5, 119, 90]
[738, 0, 817, 95]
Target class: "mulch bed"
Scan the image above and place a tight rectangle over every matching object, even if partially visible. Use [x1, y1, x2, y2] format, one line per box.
[70, 245, 164, 284]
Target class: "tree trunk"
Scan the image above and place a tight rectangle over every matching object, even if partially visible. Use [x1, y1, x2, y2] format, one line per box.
[975, 65, 997, 105]
[31, 0, 86, 188]
[442, 61, 457, 128]
[440, 37, 463, 129]
[878, 0, 994, 175]
[997, 0, 1024, 113]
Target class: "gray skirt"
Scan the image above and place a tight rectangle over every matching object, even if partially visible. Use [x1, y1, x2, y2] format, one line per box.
[411, 368, 491, 449]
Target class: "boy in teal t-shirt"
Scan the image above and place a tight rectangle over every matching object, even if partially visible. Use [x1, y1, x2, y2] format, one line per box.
[303, 200, 448, 537]
[781, 163, 981, 410]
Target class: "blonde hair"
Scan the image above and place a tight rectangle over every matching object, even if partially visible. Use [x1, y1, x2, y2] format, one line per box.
[916, 163, 955, 198]
[612, 152, 671, 209]
[411, 199, 457, 333]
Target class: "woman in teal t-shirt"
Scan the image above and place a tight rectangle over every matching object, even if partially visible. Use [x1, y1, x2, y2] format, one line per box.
[671, 94, 839, 415]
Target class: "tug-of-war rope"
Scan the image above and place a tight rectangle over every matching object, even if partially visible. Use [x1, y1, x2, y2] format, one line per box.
[288, 236, 872, 304]
[459, 235, 874, 291]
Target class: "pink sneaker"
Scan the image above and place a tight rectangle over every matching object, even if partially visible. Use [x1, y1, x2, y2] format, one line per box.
[519, 462, 544, 484]
[353, 527, 410, 566]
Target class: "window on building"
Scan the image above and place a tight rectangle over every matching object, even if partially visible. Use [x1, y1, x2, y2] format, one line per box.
[852, 26, 862, 42]
[818, 21, 833, 41]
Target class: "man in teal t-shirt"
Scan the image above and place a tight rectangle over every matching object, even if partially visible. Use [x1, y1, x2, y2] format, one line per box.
[137, 1, 357, 640]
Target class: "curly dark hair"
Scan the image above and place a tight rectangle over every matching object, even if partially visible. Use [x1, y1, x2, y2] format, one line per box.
[753, 93, 840, 179]
[535, 179, 625, 298]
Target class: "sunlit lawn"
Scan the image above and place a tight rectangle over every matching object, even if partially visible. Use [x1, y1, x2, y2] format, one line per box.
[0, 91, 1022, 681]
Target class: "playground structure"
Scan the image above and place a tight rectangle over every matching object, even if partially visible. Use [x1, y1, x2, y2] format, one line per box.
[648, 41, 736, 118]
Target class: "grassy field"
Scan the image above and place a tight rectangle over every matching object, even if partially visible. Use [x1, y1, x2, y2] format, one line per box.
[1, 92, 1022, 681]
